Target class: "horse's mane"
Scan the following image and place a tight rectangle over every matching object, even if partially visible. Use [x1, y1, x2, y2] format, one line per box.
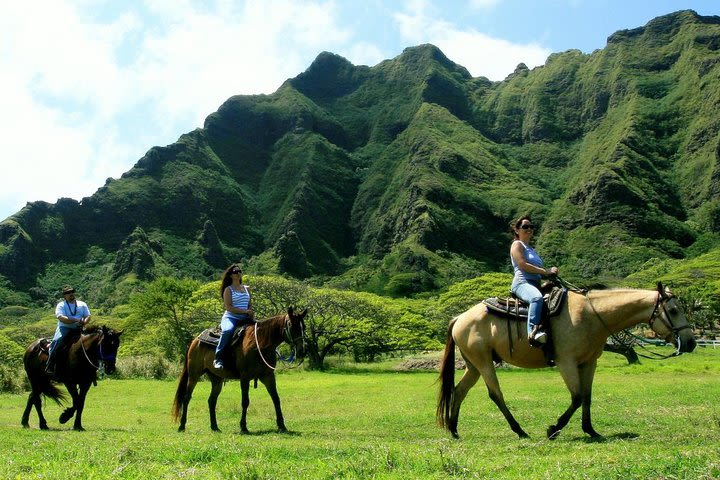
[82, 325, 103, 335]
[254, 313, 287, 349]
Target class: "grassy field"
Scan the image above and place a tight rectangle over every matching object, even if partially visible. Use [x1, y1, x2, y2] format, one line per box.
[0, 348, 718, 479]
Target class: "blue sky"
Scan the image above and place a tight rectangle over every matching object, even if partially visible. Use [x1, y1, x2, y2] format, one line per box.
[0, 0, 717, 221]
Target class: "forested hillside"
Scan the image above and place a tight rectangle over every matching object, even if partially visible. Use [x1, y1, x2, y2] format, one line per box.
[1, 10, 719, 307]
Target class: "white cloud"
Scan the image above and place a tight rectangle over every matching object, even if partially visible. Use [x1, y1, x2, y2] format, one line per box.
[0, 0, 359, 221]
[394, 0, 550, 80]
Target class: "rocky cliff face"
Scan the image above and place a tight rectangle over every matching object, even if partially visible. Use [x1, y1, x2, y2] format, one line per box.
[1, 10, 719, 298]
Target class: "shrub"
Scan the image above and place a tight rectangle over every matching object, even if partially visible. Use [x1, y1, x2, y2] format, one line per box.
[115, 355, 180, 380]
[0, 364, 27, 393]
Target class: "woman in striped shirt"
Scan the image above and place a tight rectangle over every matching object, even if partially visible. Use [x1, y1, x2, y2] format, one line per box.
[214, 264, 255, 369]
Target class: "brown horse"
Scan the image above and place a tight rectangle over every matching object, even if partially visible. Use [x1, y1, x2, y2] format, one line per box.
[21, 325, 122, 431]
[172, 307, 307, 433]
[437, 282, 696, 439]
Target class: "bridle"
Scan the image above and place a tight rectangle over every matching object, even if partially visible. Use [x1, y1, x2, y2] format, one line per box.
[254, 315, 306, 371]
[648, 292, 692, 336]
[79, 329, 118, 375]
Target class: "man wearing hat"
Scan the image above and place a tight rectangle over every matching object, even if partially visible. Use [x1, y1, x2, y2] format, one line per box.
[45, 286, 92, 374]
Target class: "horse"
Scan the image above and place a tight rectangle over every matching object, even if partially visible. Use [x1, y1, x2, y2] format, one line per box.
[437, 282, 696, 440]
[172, 307, 307, 433]
[21, 325, 123, 431]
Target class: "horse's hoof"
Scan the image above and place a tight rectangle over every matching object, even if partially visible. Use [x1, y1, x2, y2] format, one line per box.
[240, 428, 250, 435]
[178, 426, 185, 432]
[450, 431, 460, 439]
[518, 431, 530, 439]
[278, 427, 288, 434]
[59, 410, 74, 424]
[73, 426, 85, 432]
[547, 426, 561, 440]
[39, 423, 49, 430]
[21, 422, 29, 429]
[211, 427, 221, 433]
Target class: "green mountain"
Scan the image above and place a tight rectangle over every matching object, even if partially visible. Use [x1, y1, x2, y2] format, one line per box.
[1, 10, 719, 304]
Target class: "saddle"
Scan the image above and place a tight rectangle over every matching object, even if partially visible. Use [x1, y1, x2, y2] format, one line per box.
[483, 286, 567, 367]
[483, 286, 567, 320]
[198, 325, 250, 347]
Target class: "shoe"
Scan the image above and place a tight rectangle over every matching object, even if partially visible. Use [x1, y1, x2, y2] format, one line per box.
[530, 330, 547, 345]
[213, 360, 224, 369]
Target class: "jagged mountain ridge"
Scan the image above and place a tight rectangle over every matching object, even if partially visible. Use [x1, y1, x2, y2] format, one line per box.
[1, 10, 719, 301]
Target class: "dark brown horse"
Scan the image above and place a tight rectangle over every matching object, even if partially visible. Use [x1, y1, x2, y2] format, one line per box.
[437, 282, 696, 439]
[21, 325, 122, 431]
[172, 307, 307, 433]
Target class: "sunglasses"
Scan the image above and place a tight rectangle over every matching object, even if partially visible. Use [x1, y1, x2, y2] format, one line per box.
[520, 224, 535, 230]
[230, 270, 241, 274]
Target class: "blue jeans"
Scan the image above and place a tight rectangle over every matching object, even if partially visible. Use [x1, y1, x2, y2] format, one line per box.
[215, 313, 252, 359]
[48, 325, 78, 358]
[512, 281, 543, 336]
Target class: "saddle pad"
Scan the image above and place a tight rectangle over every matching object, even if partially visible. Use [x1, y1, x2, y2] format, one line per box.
[483, 287, 567, 320]
[198, 325, 248, 347]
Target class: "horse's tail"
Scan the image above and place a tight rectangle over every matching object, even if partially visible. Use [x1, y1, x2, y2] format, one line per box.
[171, 343, 191, 422]
[436, 317, 457, 430]
[23, 344, 66, 405]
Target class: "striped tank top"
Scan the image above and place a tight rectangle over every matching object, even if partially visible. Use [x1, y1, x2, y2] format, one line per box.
[225, 285, 251, 319]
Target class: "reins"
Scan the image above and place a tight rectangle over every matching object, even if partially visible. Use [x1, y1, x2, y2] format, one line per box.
[79, 331, 104, 371]
[254, 316, 305, 371]
[554, 276, 686, 359]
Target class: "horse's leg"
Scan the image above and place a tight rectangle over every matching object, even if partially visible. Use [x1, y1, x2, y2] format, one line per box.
[208, 375, 224, 432]
[445, 363, 479, 438]
[59, 383, 78, 425]
[478, 362, 529, 438]
[548, 361, 583, 439]
[72, 382, 91, 431]
[21, 388, 38, 428]
[260, 374, 286, 433]
[32, 391, 49, 430]
[178, 374, 200, 432]
[240, 378, 250, 434]
[579, 359, 601, 438]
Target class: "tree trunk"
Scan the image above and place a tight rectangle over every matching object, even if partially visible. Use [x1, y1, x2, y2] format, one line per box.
[603, 342, 639, 364]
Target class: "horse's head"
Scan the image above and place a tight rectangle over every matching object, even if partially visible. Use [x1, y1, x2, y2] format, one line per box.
[649, 282, 696, 353]
[285, 306, 308, 358]
[100, 326, 123, 374]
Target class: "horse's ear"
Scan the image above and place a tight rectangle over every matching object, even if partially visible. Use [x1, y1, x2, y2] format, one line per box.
[116, 329, 124, 336]
[288, 306, 294, 316]
[657, 281, 667, 298]
[301, 308, 308, 317]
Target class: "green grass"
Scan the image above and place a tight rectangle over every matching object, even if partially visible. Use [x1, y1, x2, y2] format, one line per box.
[0, 349, 719, 479]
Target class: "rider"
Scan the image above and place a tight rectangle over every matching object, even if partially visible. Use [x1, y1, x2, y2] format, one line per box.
[510, 216, 558, 346]
[213, 264, 254, 370]
[46, 285, 91, 374]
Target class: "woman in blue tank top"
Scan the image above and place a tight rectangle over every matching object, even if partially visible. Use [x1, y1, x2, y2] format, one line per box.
[214, 264, 255, 369]
[510, 216, 558, 345]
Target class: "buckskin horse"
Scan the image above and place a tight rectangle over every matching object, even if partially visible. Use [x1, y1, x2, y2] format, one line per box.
[437, 282, 696, 439]
[172, 307, 307, 433]
[21, 325, 122, 431]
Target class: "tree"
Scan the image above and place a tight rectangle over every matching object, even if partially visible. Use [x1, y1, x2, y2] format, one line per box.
[128, 277, 201, 360]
